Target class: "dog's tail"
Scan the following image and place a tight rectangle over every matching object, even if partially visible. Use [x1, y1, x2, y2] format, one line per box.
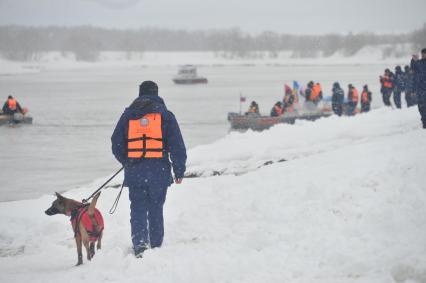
[87, 192, 101, 216]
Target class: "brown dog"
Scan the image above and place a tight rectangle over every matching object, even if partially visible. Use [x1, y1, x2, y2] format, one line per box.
[45, 192, 104, 265]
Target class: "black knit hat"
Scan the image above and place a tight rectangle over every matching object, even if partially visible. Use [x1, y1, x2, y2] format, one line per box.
[139, 81, 158, 96]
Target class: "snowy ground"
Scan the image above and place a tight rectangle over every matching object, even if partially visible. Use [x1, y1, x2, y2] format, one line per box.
[0, 107, 425, 283]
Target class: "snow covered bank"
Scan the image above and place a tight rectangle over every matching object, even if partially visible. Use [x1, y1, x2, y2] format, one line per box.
[0, 44, 412, 75]
[0, 107, 425, 283]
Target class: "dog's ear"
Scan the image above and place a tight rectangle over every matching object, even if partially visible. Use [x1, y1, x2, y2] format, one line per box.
[55, 192, 64, 200]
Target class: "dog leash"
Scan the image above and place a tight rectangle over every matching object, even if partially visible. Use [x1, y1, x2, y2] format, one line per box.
[109, 183, 124, 214]
[82, 167, 124, 204]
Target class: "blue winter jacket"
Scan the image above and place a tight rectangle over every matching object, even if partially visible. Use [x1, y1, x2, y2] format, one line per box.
[412, 58, 426, 93]
[111, 95, 187, 189]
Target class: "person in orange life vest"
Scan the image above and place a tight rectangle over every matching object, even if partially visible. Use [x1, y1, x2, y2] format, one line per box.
[305, 81, 323, 105]
[360, 85, 372, 113]
[2, 95, 22, 115]
[270, 101, 283, 117]
[347, 84, 359, 115]
[283, 84, 295, 112]
[246, 101, 259, 115]
[380, 69, 394, 106]
[111, 81, 187, 258]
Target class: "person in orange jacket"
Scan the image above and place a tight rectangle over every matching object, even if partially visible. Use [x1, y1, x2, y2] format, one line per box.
[347, 84, 359, 115]
[360, 85, 372, 113]
[2, 95, 23, 115]
[380, 69, 394, 106]
[305, 81, 323, 105]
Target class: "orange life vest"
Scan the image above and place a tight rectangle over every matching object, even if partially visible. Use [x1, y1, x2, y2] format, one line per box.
[351, 88, 359, 103]
[310, 84, 321, 101]
[8, 99, 17, 111]
[383, 75, 393, 88]
[361, 91, 369, 103]
[127, 113, 163, 159]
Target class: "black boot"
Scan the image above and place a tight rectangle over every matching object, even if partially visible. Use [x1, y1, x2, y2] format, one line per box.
[134, 245, 147, 258]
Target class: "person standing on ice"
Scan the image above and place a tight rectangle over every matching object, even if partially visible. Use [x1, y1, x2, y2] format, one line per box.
[360, 85, 372, 113]
[347, 84, 359, 115]
[411, 48, 426, 129]
[331, 82, 344, 116]
[404, 65, 416, 107]
[380, 69, 394, 107]
[393, 65, 405, 109]
[111, 81, 187, 257]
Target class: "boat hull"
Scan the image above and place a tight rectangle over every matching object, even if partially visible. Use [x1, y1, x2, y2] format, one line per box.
[0, 114, 33, 126]
[228, 110, 332, 131]
[173, 78, 208, 84]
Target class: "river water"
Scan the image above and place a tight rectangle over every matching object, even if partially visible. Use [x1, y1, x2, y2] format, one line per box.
[0, 64, 388, 201]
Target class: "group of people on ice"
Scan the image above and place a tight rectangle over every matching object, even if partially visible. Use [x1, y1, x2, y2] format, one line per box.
[331, 83, 372, 116]
[378, 47, 426, 128]
[380, 65, 417, 108]
[246, 47, 426, 130]
[246, 80, 372, 118]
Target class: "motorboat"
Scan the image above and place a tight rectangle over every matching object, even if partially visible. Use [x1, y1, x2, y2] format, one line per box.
[173, 65, 208, 84]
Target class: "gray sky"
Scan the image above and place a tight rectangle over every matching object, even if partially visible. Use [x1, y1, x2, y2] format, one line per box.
[0, 0, 425, 34]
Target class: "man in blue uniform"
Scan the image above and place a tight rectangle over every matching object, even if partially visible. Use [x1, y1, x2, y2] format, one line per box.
[331, 82, 344, 116]
[393, 66, 405, 109]
[111, 81, 187, 257]
[411, 48, 426, 128]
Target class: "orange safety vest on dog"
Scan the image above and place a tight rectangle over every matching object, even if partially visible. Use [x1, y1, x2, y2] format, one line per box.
[127, 113, 164, 158]
[351, 88, 359, 103]
[8, 99, 17, 111]
[361, 91, 369, 103]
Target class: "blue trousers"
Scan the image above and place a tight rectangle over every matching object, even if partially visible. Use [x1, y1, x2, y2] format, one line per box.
[128, 185, 168, 251]
[382, 89, 392, 106]
[393, 90, 402, 108]
[418, 91, 426, 128]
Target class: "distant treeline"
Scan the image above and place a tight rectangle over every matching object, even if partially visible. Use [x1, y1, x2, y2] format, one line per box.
[0, 25, 425, 61]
